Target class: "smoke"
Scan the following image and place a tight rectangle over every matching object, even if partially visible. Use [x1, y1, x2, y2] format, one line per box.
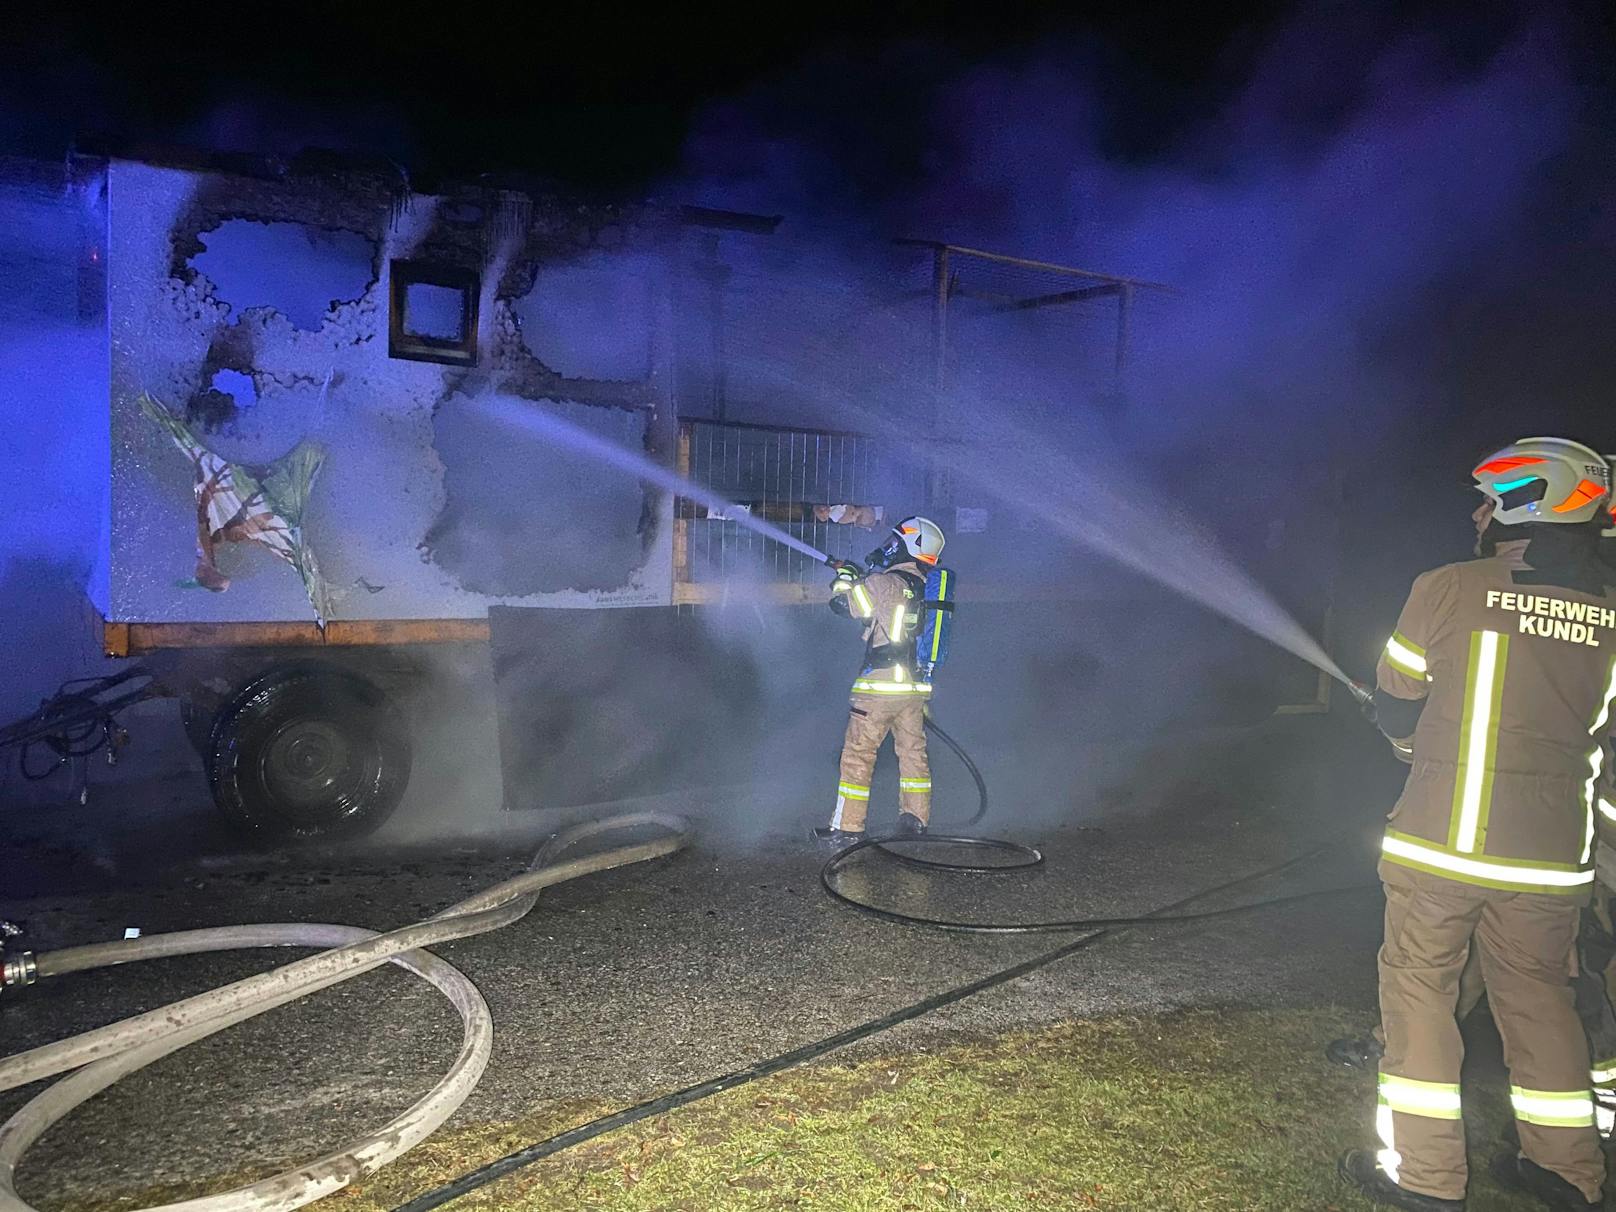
[639, 7, 1607, 832]
[677, 13, 1583, 442]
[6, 7, 1614, 847]
[391, 8, 1608, 844]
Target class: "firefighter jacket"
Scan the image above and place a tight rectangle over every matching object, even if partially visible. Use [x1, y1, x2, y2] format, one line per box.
[1376, 548, 1616, 898]
[841, 563, 930, 697]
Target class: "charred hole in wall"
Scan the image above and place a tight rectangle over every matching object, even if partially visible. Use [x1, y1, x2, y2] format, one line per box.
[183, 326, 261, 431]
[186, 218, 378, 330]
[210, 369, 259, 407]
[423, 392, 653, 595]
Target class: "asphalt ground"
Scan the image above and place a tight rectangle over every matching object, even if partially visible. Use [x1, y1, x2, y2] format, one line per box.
[0, 710, 1393, 1208]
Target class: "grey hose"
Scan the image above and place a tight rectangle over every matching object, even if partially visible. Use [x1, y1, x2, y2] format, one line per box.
[0, 811, 689, 1212]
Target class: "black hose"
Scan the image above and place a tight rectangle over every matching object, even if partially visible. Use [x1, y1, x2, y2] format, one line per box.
[823, 837, 1366, 933]
[854, 715, 1042, 876]
[824, 716, 1372, 933]
[922, 715, 988, 828]
[394, 718, 1372, 1210]
[392, 825, 1364, 1212]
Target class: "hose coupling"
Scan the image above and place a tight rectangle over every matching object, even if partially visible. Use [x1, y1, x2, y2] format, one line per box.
[1, 948, 38, 992]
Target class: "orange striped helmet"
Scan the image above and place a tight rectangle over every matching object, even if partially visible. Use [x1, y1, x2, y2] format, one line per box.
[894, 516, 946, 565]
[1473, 437, 1611, 525]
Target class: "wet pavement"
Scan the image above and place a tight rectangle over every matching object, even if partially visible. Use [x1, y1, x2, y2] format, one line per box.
[0, 711, 1394, 1207]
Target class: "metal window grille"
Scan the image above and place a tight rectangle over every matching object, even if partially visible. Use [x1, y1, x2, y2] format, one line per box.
[675, 420, 910, 596]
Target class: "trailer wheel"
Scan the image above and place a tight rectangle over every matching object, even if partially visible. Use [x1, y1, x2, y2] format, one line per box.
[204, 665, 412, 841]
[179, 696, 217, 757]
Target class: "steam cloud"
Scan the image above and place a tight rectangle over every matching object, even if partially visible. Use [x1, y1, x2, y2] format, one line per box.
[4, 7, 1614, 843]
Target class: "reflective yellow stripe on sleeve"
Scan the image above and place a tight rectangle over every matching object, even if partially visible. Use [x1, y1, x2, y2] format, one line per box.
[1581, 657, 1616, 863]
[1385, 633, 1428, 679]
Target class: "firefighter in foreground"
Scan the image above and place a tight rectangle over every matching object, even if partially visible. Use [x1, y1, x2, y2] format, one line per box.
[814, 516, 947, 844]
[1328, 493, 1616, 1142]
[1341, 438, 1616, 1211]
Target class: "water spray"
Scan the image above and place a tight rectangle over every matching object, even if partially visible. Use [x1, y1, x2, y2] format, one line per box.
[478, 396, 833, 566]
[481, 395, 1361, 701]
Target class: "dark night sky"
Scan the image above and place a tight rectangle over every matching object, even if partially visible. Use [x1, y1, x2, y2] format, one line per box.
[3, 1, 1578, 189]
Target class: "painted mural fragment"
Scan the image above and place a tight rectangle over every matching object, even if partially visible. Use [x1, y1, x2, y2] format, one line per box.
[140, 394, 334, 622]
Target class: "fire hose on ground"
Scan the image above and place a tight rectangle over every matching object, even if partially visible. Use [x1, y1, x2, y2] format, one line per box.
[0, 813, 690, 1212]
[395, 717, 1374, 1211]
[822, 714, 1368, 934]
[0, 717, 1373, 1212]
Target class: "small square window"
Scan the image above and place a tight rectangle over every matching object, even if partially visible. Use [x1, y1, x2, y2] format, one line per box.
[389, 260, 479, 365]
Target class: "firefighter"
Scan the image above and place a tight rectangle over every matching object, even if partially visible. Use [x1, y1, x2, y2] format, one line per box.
[1329, 491, 1616, 1140]
[814, 516, 945, 844]
[1340, 437, 1616, 1211]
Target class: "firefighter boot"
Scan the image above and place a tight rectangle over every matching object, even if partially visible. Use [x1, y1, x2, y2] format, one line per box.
[893, 812, 927, 837]
[1489, 1153, 1604, 1210]
[1327, 1035, 1385, 1070]
[812, 826, 864, 849]
[1338, 1151, 1466, 1211]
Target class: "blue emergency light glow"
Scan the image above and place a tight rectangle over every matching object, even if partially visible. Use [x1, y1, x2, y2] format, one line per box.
[1492, 476, 1539, 492]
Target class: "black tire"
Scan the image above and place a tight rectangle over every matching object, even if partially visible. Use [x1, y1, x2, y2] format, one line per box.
[204, 664, 412, 842]
[179, 696, 217, 757]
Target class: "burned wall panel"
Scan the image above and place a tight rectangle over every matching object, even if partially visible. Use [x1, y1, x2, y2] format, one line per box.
[105, 159, 676, 624]
[512, 252, 655, 381]
[425, 395, 652, 595]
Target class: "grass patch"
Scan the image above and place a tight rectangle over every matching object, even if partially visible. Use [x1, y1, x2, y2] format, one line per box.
[60, 1008, 1548, 1211]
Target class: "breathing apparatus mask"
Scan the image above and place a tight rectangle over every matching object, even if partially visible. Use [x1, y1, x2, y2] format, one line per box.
[864, 532, 909, 571]
[864, 516, 946, 571]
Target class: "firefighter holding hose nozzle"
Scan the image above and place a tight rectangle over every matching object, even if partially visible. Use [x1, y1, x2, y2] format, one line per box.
[1341, 438, 1616, 1212]
[815, 516, 952, 846]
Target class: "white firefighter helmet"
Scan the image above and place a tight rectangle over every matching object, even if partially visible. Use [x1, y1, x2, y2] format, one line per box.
[1473, 438, 1612, 525]
[1607, 454, 1616, 539]
[894, 515, 946, 565]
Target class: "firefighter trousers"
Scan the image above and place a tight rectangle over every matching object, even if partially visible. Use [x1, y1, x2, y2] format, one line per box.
[1377, 878, 1605, 1202]
[829, 694, 930, 833]
[1371, 894, 1616, 1102]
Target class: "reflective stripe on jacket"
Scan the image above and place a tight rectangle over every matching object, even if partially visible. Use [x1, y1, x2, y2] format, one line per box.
[846, 565, 929, 695]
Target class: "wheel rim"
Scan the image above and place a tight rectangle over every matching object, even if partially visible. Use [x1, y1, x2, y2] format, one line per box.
[258, 717, 367, 826]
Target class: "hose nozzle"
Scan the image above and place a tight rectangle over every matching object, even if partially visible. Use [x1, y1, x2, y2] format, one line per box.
[1345, 678, 1379, 725]
[1, 940, 37, 994]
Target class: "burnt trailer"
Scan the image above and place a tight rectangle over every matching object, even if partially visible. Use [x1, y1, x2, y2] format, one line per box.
[0, 153, 1337, 843]
[0, 153, 926, 840]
